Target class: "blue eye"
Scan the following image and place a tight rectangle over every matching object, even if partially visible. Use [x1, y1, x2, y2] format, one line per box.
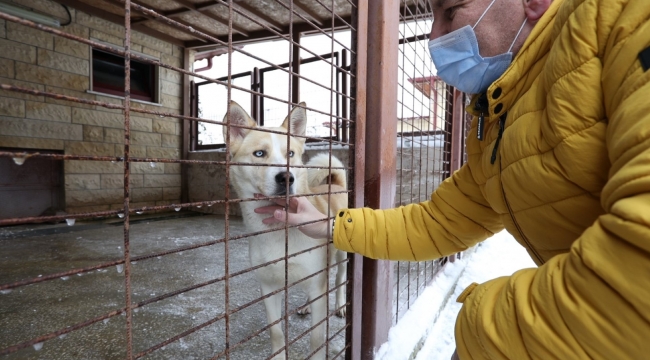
[253, 150, 265, 157]
[288, 151, 294, 158]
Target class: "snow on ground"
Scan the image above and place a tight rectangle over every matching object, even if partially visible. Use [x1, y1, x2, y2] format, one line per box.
[376, 231, 538, 360]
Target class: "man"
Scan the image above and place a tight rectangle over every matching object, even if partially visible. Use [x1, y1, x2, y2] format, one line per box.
[256, 0, 650, 358]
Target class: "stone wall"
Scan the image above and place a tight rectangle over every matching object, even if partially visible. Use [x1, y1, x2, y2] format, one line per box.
[0, 0, 184, 215]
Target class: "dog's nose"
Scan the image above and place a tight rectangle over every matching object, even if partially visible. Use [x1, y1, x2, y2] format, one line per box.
[274, 171, 294, 186]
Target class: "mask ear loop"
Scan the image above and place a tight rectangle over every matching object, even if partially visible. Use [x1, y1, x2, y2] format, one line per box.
[472, 0, 498, 29]
[508, 18, 528, 52]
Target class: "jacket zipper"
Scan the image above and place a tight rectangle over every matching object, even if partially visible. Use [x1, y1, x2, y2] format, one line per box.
[496, 136, 545, 265]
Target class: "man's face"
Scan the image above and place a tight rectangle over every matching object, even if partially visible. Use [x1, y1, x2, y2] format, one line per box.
[430, 0, 528, 58]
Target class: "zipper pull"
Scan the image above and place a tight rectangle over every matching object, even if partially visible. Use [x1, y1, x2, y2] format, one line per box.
[490, 114, 507, 164]
[474, 93, 488, 141]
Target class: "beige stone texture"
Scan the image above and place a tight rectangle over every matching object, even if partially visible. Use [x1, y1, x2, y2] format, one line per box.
[152, 118, 177, 134]
[7, 22, 53, 50]
[131, 162, 164, 174]
[16, 63, 89, 92]
[65, 174, 101, 190]
[101, 174, 144, 189]
[175, 123, 182, 136]
[37, 49, 90, 76]
[163, 187, 181, 200]
[131, 32, 172, 55]
[161, 80, 181, 97]
[65, 160, 122, 174]
[0, 135, 64, 150]
[146, 147, 179, 159]
[66, 204, 111, 215]
[0, 19, 5, 38]
[141, 47, 161, 59]
[0, 38, 37, 63]
[77, 12, 124, 39]
[0, 78, 44, 101]
[104, 128, 125, 144]
[0, 58, 14, 78]
[144, 174, 181, 188]
[25, 101, 71, 123]
[0, 97, 25, 117]
[113, 145, 147, 158]
[72, 108, 123, 129]
[162, 134, 181, 148]
[164, 162, 181, 174]
[18, 0, 72, 21]
[44, 86, 96, 110]
[66, 188, 123, 206]
[161, 68, 181, 84]
[161, 93, 182, 110]
[83, 125, 104, 142]
[54, 24, 90, 60]
[131, 116, 153, 132]
[131, 187, 163, 203]
[66, 141, 115, 156]
[131, 131, 161, 146]
[0, 117, 82, 140]
[89, 29, 123, 48]
[161, 54, 182, 69]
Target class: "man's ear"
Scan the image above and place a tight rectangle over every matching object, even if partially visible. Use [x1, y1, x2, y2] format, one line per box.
[223, 101, 256, 153]
[280, 102, 307, 142]
[523, 0, 552, 21]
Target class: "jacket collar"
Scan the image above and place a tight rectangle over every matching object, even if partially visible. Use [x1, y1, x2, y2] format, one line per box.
[465, 0, 564, 121]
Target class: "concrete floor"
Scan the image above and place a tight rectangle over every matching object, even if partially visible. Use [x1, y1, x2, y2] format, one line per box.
[0, 213, 346, 360]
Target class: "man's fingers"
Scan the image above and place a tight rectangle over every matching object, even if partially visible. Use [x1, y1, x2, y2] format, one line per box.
[254, 205, 282, 214]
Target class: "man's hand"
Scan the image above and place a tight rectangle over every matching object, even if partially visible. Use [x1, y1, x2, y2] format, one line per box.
[253, 194, 332, 239]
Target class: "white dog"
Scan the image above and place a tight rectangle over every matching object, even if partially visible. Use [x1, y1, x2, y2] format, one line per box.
[223, 101, 347, 359]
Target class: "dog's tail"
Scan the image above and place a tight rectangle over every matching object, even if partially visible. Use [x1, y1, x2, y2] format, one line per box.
[307, 153, 347, 189]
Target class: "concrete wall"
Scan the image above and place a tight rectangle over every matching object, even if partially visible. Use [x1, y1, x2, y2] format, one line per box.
[0, 0, 184, 215]
[188, 145, 351, 216]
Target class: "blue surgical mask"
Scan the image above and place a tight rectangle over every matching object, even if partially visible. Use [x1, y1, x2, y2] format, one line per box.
[428, 0, 527, 94]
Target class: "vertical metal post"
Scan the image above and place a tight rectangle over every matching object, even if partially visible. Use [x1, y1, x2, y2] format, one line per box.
[122, 1, 134, 358]
[347, 0, 367, 358]
[182, 49, 192, 203]
[362, 0, 399, 357]
[342, 50, 349, 143]
[449, 88, 464, 174]
[291, 31, 301, 105]
[251, 67, 260, 122]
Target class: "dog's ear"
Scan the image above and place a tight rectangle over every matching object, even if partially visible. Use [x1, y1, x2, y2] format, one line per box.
[281, 102, 307, 142]
[223, 101, 256, 152]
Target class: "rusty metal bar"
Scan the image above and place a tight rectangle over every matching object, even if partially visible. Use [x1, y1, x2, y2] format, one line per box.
[224, 1, 234, 358]
[450, 88, 465, 173]
[122, 1, 135, 358]
[346, 0, 367, 358]
[360, 0, 400, 356]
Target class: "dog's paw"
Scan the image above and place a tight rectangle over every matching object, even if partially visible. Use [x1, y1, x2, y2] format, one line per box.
[297, 304, 311, 316]
[335, 306, 346, 318]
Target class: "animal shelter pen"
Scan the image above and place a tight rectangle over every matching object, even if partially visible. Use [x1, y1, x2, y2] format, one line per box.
[0, 0, 472, 359]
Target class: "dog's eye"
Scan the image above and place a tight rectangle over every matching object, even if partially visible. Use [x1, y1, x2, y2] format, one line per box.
[288, 151, 294, 158]
[253, 150, 265, 157]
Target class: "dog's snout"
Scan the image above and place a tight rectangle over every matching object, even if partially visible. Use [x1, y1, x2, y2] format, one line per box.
[274, 171, 294, 186]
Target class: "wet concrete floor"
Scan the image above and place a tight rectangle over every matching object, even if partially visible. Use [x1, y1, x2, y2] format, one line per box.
[0, 213, 346, 359]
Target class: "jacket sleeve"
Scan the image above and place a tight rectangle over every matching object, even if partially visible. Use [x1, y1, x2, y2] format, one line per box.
[332, 160, 504, 261]
[455, 2, 650, 359]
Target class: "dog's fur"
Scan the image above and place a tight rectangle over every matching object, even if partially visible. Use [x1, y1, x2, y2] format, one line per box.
[223, 101, 347, 360]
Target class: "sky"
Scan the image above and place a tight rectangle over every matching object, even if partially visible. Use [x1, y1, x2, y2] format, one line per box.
[194, 19, 435, 145]
[375, 231, 537, 360]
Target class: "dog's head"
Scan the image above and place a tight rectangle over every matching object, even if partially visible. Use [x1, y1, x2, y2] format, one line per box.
[223, 101, 308, 197]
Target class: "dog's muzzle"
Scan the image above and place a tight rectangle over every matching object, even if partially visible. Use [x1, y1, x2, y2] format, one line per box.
[274, 171, 294, 195]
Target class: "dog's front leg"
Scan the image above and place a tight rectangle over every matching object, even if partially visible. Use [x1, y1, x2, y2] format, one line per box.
[307, 283, 328, 360]
[260, 283, 286, 360]
[334, 250, 347, 318]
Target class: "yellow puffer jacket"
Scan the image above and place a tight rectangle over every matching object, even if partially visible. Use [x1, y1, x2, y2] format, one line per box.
[333, 0, 650, 358]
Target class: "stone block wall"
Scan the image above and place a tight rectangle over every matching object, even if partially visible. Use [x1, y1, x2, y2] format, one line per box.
[0, 0, 184, 215]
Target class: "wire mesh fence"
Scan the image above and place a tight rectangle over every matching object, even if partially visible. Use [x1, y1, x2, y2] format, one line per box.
[0, 0, 356, 359]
